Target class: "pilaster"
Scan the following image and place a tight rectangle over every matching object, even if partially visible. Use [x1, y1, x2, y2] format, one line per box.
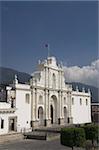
[67, 91, 73, 124]
[61, 91, 64, 118]
[32, 88, 35, 121]
[35, 88, 38, 120]
[44, 89, 48, 126]
[58, 91, 61, 118]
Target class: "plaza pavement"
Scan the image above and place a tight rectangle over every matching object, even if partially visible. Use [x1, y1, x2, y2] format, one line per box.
[0, 139, 84, 150]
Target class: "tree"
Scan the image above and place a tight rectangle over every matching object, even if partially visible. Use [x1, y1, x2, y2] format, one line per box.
[61, 127, 85, 150]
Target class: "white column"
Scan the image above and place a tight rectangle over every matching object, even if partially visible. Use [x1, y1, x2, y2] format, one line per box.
[67, 91, 73, 123]
[46, 67, 48, 88]
[61, 92, 63, 118]
[58, 71, 60, 89]
[69, 92, 72, 117]
[58, 91, 61, 118]
[48, 91, 50, 119]
[61, 71, 62, 89]
[31, 89, 33, 121]
[45, 67, 46, 87]
[32, 88, 35, 121]
[35, 88, 38, 120]
[48, 68, 49, 88]
[45, 90, 48, 119]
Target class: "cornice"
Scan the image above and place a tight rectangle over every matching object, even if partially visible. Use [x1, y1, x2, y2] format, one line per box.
[0, 108, 16, 113]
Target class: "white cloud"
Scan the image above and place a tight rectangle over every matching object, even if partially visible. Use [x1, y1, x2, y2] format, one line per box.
[63, 59, 99, 87]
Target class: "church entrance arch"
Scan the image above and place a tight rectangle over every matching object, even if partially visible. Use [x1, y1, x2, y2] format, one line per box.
[64, 107, 67, 124]
[50, 95, 57, 124]
[38, 107, 44, 126]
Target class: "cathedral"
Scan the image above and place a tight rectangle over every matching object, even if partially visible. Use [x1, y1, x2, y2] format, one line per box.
[0, 56, 91, 135]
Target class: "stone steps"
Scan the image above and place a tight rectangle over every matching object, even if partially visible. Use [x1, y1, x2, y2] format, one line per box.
[34, 124, 73, 133]
[24, 131, 46, 140]
[0, 132, 23, 144]
[24, 125, 66, 140]
[24, 131, 60, 141]
[24, 124, 74, 141]
[46, 133, 60, 141]
[0, 125, 73, 143]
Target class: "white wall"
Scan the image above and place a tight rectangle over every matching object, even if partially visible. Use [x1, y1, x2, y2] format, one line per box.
[71, 91, 91, 124]
[0, 84, 32, 135]
[0, 102, 11, 109]
[15, 84, 31, 132]
[0, 112, 16, 135]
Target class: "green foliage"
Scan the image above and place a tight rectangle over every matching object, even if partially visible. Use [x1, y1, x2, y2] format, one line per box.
[61, 125, 99, 149]
[61, 128, 74, 149]
[73, 128, 86, 147]
[61, 127, 86, 149]
[82, 124, 98, 143]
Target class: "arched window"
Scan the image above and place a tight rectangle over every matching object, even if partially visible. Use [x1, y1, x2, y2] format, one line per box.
[52, 73, 56, 88]
[25, 94, 30, 104]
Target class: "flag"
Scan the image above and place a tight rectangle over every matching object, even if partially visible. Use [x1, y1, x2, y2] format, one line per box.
[45, 44, 49, 48]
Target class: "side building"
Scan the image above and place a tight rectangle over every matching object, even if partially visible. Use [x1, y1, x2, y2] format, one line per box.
[91, 102, 99, 123]
[0, 79, 32, 134]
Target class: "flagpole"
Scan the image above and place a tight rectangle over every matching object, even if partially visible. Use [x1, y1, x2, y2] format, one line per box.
[48, 44, 50, 58]
[45, 44, 50, 58]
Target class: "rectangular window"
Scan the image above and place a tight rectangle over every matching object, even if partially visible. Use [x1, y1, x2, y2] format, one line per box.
[1, 119, 4, 129]
[72, 98, 74, 105]
[11, 100, 14, 108]
[80, 98, 82, 105]
[26, 94, 30, 104]
[86, 99, 88, 105]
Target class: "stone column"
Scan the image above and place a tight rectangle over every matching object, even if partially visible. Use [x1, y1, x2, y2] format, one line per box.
[47, 90, 51, 126]
[61, 92, 63, 117]
[31, 88, 34, 128]
[57, 91, 64, 125]
[32, 88, 35, 121]
[58, 91, 61, 124]
[67, 91, 73, 124]
[58, 71, 60, 89]
[48, 91, 50, 118]
[35, 88, 38, 120]
[61, 91, 64, 125]
[44, 89, 51, 127]
[61, 71, 62, 89]
[45, 67, 46, 87]
[46, 67, 49, 88]
[31, 88, 33, 127]
[48, 68, 49, 88]
[32, 88, 39, 128]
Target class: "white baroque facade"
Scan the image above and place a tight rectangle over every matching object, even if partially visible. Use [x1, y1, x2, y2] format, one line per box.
[0, 57, 91, 135]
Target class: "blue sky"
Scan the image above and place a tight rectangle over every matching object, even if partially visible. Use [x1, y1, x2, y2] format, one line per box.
[0, 1, 98, 74]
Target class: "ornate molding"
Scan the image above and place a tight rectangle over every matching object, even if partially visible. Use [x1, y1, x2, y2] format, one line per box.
[0, 108, 16, 113]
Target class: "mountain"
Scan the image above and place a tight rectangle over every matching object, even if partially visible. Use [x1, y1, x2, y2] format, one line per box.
[68, 82, 98, 103]
[0, 67, 98, 103]
[0, 67, 31, 85]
